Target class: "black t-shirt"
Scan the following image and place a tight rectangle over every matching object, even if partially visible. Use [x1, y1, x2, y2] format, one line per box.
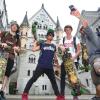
[38, 42, 56, 69]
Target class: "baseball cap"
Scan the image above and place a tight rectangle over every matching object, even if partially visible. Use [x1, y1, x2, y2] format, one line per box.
[47, 29, 54, 37]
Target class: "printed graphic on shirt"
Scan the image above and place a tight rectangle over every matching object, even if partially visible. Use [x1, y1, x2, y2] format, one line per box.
[43, 46, 55, 51]
[59, 36, 80, 62]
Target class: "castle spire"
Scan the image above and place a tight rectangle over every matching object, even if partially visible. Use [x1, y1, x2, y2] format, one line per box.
[20, 11, 29, 28]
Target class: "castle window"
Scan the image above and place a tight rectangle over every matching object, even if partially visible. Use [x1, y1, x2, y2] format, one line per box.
[29, 42, 34, 49]
[29, 44, 33, 49]
[40, 25, 42, 29]
[41, 34, 43, 38]
[43, 25, 48, 30]
[26, 32, 27, 36]
[42, 85, 44, 90]
[33, 70, 35, 75]
[42, 74, 44, 77]
[37, 25, 39, 28]
[42, 85, 47, 91]
[23, 44, 26, 48]
[27, 70, 30, 76]
[38, 34, 40, 38]
[21, 32, 22, 36]
[45, 85, 47, 90]
[49, 24, 53, 28]
[28, 54, 36, 63]
[45, 26, 48, 30]
[37, 24, 42, 29]
[86, 79, 89, 86]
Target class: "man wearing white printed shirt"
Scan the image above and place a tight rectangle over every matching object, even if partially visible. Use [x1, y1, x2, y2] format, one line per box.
[59, 25, 81, 100]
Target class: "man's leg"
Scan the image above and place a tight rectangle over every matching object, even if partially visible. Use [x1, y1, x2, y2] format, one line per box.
[2, 58, 14, 90]
[45, 68, 60, 96]
[22, 67, 44, 100]
[0, 58, 14, 99]
[75, 62, 79, 70]
[23, 67, 44, 93]
[45, 68, 61, 100]
[60, 63, 66, 96]
[91, 65, 100, 100]
[96, 85, 100, 96]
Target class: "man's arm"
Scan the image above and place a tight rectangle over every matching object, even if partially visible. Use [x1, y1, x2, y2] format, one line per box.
[73, 43, 81, 60]
[0, 30, 2, 37]
[72, 37, 81, 60]
[70, 10, 89, 28]
[71, 10, 99, 47]
[32, 41, 40, 52]
[54, 52, 60, 67]
[58, 37, 66, 53]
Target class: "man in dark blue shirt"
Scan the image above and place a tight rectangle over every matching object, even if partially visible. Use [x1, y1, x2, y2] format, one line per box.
[22, 29, 61, 100]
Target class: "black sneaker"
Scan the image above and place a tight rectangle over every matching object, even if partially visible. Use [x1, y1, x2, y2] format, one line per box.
[91, 96, 100, 100]
[10, 67, 17, 75]
[0, 91, 6, 100]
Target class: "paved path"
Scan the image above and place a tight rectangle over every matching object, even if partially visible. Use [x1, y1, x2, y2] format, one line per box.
[6, 95, 94, 100]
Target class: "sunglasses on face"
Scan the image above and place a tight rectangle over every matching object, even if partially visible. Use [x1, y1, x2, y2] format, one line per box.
[47, 34, 54, 37]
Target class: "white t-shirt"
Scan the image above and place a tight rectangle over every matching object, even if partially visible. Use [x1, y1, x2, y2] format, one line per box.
[59, 36, 80, 62]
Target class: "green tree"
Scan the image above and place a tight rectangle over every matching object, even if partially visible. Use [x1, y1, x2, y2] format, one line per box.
[32, 22, 38, 40]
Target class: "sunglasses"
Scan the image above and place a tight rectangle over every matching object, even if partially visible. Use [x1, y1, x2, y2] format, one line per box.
[47, 34, 54, 37]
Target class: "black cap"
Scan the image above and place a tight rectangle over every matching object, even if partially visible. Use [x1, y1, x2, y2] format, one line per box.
[47, 29, 54, 37]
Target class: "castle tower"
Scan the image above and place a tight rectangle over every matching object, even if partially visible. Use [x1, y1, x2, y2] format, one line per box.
[0, 0, 8, 30]
[20, 11, 29, 52]
[0, 17, 4, 31]
[55, 16, 63, 44]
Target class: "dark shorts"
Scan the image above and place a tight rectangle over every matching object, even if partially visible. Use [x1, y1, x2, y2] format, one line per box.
[91, 58, 100, 86]
[91, 67, 100, 86]
[5, 58, 14, 77]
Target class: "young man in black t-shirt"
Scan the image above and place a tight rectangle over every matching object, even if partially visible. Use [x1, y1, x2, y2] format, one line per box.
[22, 29, 61, 100]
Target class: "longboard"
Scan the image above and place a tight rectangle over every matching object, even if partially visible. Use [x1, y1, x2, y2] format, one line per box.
[63, 48, 86, 96]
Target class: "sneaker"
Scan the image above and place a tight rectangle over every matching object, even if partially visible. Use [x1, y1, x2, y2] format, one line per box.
[91, 96, 100, 100]
[56, 96, 61, 100]
[10, 67, 17, 75]
[0, 90, 6, 99]
[73, 96, 79, 100]
[22, 93, 28, 100]
[60, 96, 65, 100]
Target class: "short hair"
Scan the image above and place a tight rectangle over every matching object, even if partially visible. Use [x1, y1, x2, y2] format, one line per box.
[64, 25, 73, 32]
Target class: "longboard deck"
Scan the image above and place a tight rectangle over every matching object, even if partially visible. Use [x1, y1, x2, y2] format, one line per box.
[63, 49, 86, 96]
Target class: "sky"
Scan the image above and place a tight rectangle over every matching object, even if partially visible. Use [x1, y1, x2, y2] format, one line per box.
[5, 0, 100, 34]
